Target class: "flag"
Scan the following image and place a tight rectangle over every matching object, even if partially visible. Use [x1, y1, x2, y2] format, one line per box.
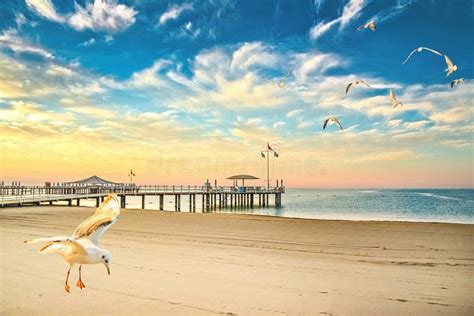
[261, 152, 265, 158]
[130, 169, 136, 176]
[274, 152, 279, 158]
[267, 142, 274, 151]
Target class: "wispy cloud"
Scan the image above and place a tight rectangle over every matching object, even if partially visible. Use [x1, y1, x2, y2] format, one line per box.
[159, 3, 193, 25]
[26, 0, 137, 34]
[0, 29, 53, 59]
[26, 0, 65, 23]
[370, 0, 420, 24]
[310, 0, 366, 40]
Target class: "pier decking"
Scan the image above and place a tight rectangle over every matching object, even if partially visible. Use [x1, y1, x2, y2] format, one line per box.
[0, 185, 285, 211]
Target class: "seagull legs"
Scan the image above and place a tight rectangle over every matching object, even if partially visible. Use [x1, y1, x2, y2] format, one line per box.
[65, 267, 71, 293]
[76, 265, 86, 289]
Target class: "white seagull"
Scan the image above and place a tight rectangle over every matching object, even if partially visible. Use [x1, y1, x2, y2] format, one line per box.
[389, 89, 403, 108]
[444, 54, 458, 77]
[25, 193, 121, 293]
[450, 78, 464, 88]
[265, 69, 292, 88]
[357, 20, 376, 31]
[402, 47, 443, 65]
[323, 116, 344, 131]
[346, 80, 371, 94]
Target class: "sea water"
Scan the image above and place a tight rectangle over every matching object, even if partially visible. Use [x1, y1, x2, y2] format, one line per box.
[81, 189, 474, 224]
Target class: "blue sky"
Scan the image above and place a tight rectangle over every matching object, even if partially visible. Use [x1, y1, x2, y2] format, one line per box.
[0, 0, 473, 187]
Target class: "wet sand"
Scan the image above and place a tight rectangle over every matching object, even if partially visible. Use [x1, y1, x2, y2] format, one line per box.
[1, 206, 473, 315]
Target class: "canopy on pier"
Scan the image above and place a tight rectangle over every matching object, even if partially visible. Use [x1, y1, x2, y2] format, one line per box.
[63, 175, 124, 187]
[227, 175, 259, 187]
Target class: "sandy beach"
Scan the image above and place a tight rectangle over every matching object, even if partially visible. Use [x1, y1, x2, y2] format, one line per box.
[0, 206, 473, 315]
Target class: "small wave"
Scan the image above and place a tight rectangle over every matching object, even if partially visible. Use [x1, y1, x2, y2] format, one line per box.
[414, 192, 460, 201]
[359, 190, 378, 194]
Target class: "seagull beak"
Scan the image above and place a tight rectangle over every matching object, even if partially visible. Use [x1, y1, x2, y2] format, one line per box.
[104, 263, 110, 275]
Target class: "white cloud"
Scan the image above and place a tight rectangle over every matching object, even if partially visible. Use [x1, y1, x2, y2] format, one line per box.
[80, 38, 96, 47]
[45, 64, 75, 77]
[310, 0, 366, 41]
[15, 13, 27, 28]
[297, 121, 313, 129]
[286, 109, 304, 118]
[0, 29, 53, 59]
[26, 0, 65, 23]
[273, 122, 286, 129]
[159, 3, 193, 25]
[69, 0, 137, 33]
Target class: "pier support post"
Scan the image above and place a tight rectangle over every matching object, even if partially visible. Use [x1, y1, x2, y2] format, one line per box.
[96, 197, 100, 207]
[68, 199, 72, 206]
[251, 194, 254, 207]
[159, 194, 164, 211]
[193, 195, 196, 212]
[120, 195, 126, 209]
[206, 194, 210, 212]
[141, 195, 145, 209]
[76, 199, 80, 206]
[49, 201, 53, 205]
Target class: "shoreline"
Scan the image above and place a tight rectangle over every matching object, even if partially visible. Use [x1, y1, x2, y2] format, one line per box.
[14, 203, 474, 226]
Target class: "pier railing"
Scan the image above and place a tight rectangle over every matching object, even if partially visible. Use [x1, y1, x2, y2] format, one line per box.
[0, 184, 285, 196]
[0, 184, 285, 209]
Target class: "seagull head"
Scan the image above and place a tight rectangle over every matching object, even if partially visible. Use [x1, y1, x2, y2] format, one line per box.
[100, 250, 112, 275]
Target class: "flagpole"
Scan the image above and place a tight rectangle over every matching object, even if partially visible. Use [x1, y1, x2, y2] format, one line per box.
[267, 150, 270, 189]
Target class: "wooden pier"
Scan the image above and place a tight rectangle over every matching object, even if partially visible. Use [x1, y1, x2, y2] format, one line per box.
[0, 184, 285, 212]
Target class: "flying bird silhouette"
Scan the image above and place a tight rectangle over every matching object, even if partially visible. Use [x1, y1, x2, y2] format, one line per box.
[402, 47, 443, 65]
[265, 69, 292, 88]
[25, 194, 120, 293]
[323, 116, 344, 131]
[357, 20, 376, 31]
[444, 54, 458, 77]
[450, 78, 464, 88]
[389, 89, 403, 108]
[346, 80, 371, 94]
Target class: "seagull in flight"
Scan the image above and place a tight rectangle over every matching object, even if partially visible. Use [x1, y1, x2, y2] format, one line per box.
[444, 54, 458, 77]
[323, 116, 344, 131]
[389, 89, 403, 108]
[346, 80, 371, 94]
[450, 78, 464, 88]
[402, 47, 443, 65]
[265, 69, 292, 88]
[25, 194, 121, 293]
[357, 20, 376, 31]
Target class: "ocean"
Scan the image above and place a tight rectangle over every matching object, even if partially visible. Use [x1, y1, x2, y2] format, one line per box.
[80, 189, 474, 224]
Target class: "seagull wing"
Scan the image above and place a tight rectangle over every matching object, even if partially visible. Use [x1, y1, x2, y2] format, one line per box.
[25, 236, 87, 256]
[389, 89, 398, 104]
[345, 82, 353, 94]
[421, 47, 443, 56]
[444, 54, 454, 68]
[357, 23, 366, 30]
[451, 80, 455, 89]
[73, 194, 121, 245]
[360, 80, 371, 88]
[334, 118, 344, 131]
[282, 69, 292, 81]
[402, 48, 418, 65]
[323, 118, 329, 130]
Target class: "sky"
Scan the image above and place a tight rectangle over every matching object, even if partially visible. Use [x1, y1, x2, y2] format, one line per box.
[0, 0, 472, 188]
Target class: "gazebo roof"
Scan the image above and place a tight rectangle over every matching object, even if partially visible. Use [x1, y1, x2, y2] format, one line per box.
[227, 174, 260, 180]
[64, 175, 123, 186]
